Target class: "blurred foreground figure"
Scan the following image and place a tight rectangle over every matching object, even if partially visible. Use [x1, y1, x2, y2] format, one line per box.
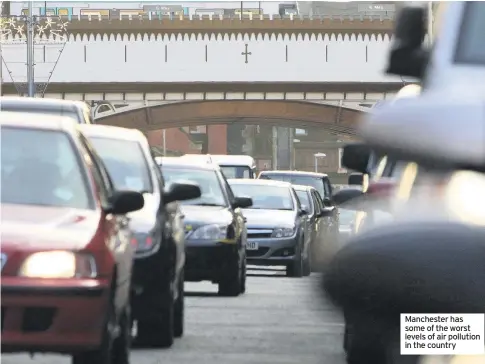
[322, 219, 485, 364]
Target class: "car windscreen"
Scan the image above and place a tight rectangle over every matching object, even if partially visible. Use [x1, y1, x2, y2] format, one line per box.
[295, 190, 313, 214]
[220, 165, 252, 179]
[1, 105, 80, 123]
[229, 183, 294, 211]
[161, 167, 227, 207]
[1, 127, 93, 209]
[88, 137, 153, 193]
[455, 2, 485, 65]
[260, 174, 325, 197]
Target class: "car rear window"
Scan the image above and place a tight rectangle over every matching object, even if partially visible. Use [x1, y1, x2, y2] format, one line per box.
[88, 137, 153, 193]
[1, 105, 81, 123]
[1, 127, 93, 209]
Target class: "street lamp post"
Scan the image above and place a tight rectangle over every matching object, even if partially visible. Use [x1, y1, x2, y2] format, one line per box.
[314, 152, 326, 173]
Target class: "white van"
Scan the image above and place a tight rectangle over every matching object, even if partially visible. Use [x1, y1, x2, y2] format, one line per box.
[208, 155, 257, 179]
[178, 154, 257, 179]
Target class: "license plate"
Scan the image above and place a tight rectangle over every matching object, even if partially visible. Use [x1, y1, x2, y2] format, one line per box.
[246, 241, 259, 250]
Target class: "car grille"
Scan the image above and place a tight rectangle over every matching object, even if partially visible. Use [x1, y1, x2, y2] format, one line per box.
[1, 306, 55, 333]
[247, 229, 273, 239]
[247, 247, 270, 257]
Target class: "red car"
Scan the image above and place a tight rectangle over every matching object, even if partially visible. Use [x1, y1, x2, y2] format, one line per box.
[1, 112, 144, 364]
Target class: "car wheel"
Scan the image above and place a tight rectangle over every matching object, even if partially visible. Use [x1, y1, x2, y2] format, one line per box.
[240, 255, 247, 294]
[72, 292, 117, 364]
[174, 268, 184, 338]
[287, 241, 303, 278]
[218, 251, 241, 297]
[136, 280, 175, 348]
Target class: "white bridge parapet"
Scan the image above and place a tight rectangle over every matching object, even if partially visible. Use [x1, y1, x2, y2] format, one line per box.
[1, 32, 403, 84]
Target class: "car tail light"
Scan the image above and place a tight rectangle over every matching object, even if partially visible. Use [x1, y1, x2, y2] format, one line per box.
[131, 233, 153, 251]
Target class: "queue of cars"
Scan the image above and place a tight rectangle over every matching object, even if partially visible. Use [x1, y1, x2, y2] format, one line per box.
[1, 96, 341, 362]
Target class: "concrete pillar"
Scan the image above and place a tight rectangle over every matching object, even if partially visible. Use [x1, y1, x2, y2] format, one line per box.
[276, 127, 291, 170]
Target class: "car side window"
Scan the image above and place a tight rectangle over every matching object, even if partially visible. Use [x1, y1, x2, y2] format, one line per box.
[311, 191, 322, 215]
[221, 174, 235, 203]
[323, 178, 332, 198]
[292, 189, 301, 210]
[78, 133, 112, 205]
[314, 191, 325, 211]
[149, 153, 165, 188]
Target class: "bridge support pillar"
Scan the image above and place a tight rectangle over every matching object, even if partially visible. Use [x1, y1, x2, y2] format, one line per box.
[276, 127, 291, 170]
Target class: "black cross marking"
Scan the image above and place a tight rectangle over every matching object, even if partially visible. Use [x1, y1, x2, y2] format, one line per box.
[241, 44, 252, 63]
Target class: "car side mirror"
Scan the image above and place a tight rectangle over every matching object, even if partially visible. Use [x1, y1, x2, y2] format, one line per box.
[323, 197, 333, 206]
[163, 182, 201, 205]
[299, 207, 308, 216]
[300, 204, 309, 215]
[386, 6, 429, 79]
[232, 196, 253, 209]
[342, 143, 372, 173]
[107, 190, 144, 215]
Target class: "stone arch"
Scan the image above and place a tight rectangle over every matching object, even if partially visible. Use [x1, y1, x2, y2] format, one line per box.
[95, 100, 364, 135]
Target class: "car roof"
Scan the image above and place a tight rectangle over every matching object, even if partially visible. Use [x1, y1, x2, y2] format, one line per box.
[179, 154, 213, 163]
[161, 158, 220, 171]
[0, 96, 87, 110]
[78, 124, 146, 142]
[210, 154, 256, 166]
[227, 178, 293, 188]
[259, 170, 328, 178]
[292, 184, 314, 192]
[0, 111, 79, 133]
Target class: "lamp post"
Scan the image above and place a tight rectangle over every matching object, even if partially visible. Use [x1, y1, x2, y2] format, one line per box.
[314, 152, 326, 173]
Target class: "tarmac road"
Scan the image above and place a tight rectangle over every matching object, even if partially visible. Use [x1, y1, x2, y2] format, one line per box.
[2, 268, 346, 364]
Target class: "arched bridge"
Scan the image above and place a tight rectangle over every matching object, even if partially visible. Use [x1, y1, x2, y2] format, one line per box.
[95, 99, 366, 136]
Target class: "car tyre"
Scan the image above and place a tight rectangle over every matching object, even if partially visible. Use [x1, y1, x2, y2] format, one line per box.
[240, 255, 247, 294]
[218, 251, 242, 297]
[174, 268, 184, 338]
[136, 279, 175, 348]
[72, 291, 118, 364]
[287, 241, 303, 278]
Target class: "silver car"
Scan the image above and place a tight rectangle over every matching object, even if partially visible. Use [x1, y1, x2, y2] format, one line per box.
[227, 179, 311, 277]
[0, 97, 93, 124]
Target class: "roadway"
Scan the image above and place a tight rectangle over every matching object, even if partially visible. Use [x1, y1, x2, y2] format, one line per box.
[2, 268, 346, 364]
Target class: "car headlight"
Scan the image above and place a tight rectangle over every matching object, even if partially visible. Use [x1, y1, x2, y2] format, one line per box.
[19, 251, 96, 278]
[271, 227, 295, 238]
[188, 224, 228, 240]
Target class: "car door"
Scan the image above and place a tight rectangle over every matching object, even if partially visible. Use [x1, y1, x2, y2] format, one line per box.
[310, 190, 326, 245]
[78, 133, 133, 312]
[150, 151, 185, 277]
[304, 190, 317, 245]
[221, 173, 246, 250]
